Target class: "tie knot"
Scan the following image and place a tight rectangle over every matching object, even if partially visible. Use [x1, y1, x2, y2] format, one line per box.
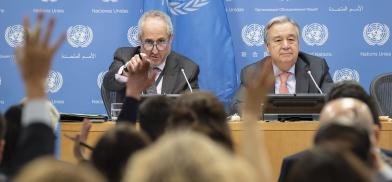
[279, 72, 290, 83]
[153, 67, 161, 72]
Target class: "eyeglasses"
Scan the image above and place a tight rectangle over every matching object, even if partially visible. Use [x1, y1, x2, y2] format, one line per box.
[142, 39, 169, 51]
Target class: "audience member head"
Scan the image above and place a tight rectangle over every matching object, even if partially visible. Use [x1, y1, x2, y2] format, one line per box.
[167, 91, 234, 151]
[172, 91, 227, 123]
[138, 10, 173, 67]
[124, 131, 257, 182]
[319, 98, 374, 136]
[138, 96, 173, 141]
[91, 123, 150, 182]
[14, 157, 105, 182]
[264, 16, 300, 71]
[287, 144, 372, 182]
[314, 123, 373, 167]
[327, 80, 380, 128]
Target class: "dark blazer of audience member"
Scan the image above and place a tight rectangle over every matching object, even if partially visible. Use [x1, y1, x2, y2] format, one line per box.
[280, 123, 374, 182]
[103, 10, 199, 103]
[0, 105, 22, 173]
[287, 135, 373, 182]
[231, 16, 333, 114]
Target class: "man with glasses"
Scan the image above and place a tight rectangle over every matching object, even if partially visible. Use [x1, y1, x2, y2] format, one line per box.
[103, 10, 199, 103]
[231, 16, 333, 114]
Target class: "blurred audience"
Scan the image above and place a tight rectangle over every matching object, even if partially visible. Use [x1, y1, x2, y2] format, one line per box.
[0, 113, 6, 180]
[287, 143, 373, 182]
[278, 81, 392, 182]
[4, 12, 65, 180]
[0, 105, 22, 175]
[14, 157, 105, 182]
[138, 96, 173, 141]
[327, 81, 392, 166]
[279, 98, 392, 182]
[313, 123, 373, 167]
[90, 123, 150, 182]
[167, 91, 234, 151]
[124, 131, 257, 182]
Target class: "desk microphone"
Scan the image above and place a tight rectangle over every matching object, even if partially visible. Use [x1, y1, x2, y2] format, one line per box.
[181, 68, 193, 93]
[306, 70, 323, 94]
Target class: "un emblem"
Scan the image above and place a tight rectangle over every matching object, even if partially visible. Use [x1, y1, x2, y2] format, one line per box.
[333, 68, 360, 82]
[46, 71, 63, 93]
[102, 0, 118, 2]
[97, 71, 107, 89]
[127, 26, 140, 47]
[41, 0, 57, 2]
[168, 0, 209, 15]
[363, 23, 389, 46]
[302, 23, 328, 46]
[67, 25, 93, 48]
[241, 24, 264, 47]
[5, 25, 24, 48]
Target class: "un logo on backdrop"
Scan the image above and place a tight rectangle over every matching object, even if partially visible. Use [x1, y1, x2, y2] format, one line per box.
[241, 24, 264, 47]
[5, 25, 24, 48]
[46, 71, 63, 93]
[302, 23, 328, 46]
[67, 25, 93, 48]
[41, 0, 57, 2]
[168, 0, 209, 15]
[333, 68, 360, 82]
[97, 71, 107, 89]
[0, 76, 2, 86]
[363, 23, 389, 46]
[102, 0, 118, 2]
[127, 26, 140, 47]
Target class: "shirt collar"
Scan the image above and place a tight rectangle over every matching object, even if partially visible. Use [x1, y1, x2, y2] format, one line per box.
[272, 63, 296, 77]
[153, 57, 167, 71]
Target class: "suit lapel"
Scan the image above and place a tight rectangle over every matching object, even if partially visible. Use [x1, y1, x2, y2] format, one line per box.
[161, 52, 179, 94]
[295, 57, 310, 93]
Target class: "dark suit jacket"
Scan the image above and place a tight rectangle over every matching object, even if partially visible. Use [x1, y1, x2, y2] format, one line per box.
[117, 97, 139, 123]
[230, 52, 333, 114]
[103, 47, 200, 103]
[278, 150, 309, 182]
[7, 123, 55, 177]
[278, 148, 392, 182]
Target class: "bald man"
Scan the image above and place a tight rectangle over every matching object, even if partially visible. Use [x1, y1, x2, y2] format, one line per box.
[319, 98, 374, 136]
[279, 98, 392, 182]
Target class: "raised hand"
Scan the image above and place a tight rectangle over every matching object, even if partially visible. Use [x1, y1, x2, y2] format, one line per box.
[15, 13, 65, 99]
[72, 119, 92, 162]
[241, 56, 274, 182]
[125, 53, 157, 99]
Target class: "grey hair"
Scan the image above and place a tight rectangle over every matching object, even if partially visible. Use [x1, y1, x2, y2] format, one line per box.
[263, 16, 300, 44]
[138, 10, 173, 40]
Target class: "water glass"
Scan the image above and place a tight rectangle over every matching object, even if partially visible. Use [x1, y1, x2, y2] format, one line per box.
[111, 103, 123, 121]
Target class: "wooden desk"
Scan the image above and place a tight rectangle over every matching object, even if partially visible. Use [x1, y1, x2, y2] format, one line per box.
[60, 121, 392, 181]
